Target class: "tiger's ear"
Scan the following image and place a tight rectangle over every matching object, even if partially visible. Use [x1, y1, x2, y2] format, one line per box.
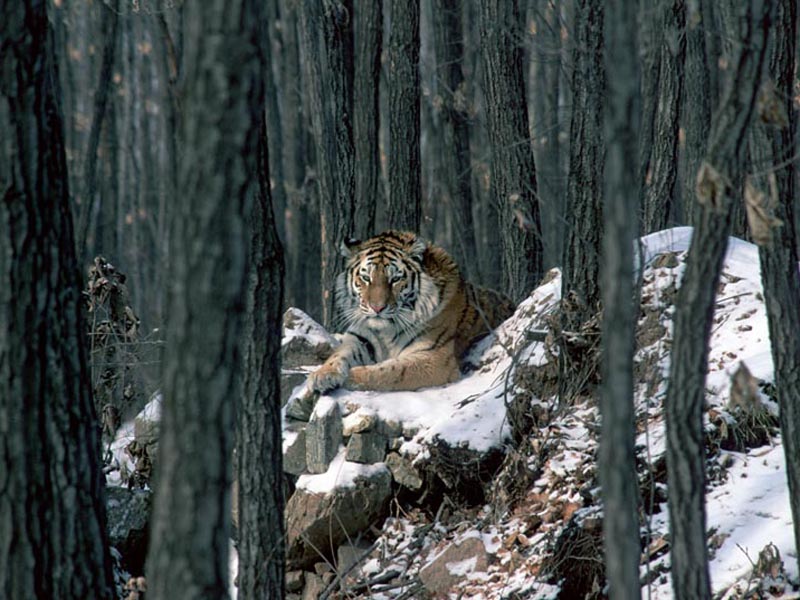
[409, 236, 427, 261]
[340, 237, 362, 258]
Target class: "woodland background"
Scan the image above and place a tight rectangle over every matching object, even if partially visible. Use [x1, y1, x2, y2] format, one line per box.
[2, 0, 800, 599]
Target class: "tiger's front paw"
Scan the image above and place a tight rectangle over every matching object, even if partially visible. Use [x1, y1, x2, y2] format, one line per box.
[307, 361, 349, 394]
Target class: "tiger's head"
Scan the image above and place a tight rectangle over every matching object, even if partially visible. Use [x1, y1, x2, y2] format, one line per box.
[335, 231, 437, 332]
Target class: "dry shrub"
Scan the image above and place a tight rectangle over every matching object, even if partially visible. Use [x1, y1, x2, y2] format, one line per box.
[540, 516, 606, 599]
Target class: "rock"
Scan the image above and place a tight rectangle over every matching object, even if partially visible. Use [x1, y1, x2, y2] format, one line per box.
[282, 308, 339, 369]
[106, 486, 153, 576]
[281, 370, 310, 408]
[286, 466, 392, 569]
[337, 540, 374, 579]
[302, 572, 326, 600]
[284, 423, 308, 476]
[346, 432, 387, 464]
[378, 418, 403, 438]
[419, 536, 490, 595]
[385, 452, 423, 490]
[342, 410, 376, 436]
[314, 562, 333, 576]
[305, 397, 343, 474]
[286, 570, 304, 593]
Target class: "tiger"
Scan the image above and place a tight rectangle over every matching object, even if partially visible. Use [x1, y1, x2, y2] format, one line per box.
[305, 230, 515, 395]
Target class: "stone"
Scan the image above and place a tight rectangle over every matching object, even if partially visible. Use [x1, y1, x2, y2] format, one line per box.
[284, 422, 308, 476]
[419, 536, 490, 595]
[385, 452, 423, 490]
[286, 466, 392, 569]
[281, 370, 310, 408]
[305, 397, 343, 474]
[286, 570, 304, 593]
[106, 486, 153, 576]
[378, 418, 403, 438]
[282, 308, 339, 369]
[342, 410, 376, 436]
[346, 432, 387, 464]
[302, 572, 325, 600]
[336, 539, 374, 579]
[314, 562, 333, 576]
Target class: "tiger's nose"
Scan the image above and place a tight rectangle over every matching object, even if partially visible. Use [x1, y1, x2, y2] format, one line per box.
[370, 303, 386, 313]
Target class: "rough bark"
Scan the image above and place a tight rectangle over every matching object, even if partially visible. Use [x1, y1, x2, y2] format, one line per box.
[640, 0, 685, 234]
[353, 0, 382, 239]
[145, 0, 265, 597]
[752, 0, 800, 575]
[562, 0, 605, 326]
[479, 0, 543, 302]
[299, 0, 356, 328]
[664, 2, 772, 597]
[237, 118, 286, 598]
[387, 0, 422, 231]
[601, 1, 642, 598]
[0, 1, 115, 597]
[682, 0, 713, 226]
[432, 0, 480, 281]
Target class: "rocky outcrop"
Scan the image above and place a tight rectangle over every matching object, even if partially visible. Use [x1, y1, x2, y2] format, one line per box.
[106, 486, 153, 576]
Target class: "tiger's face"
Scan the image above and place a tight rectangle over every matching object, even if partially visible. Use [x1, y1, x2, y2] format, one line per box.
[336, 231, 433, 332]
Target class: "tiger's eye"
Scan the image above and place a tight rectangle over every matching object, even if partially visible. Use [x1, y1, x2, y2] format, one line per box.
[359, 274, 371, 284]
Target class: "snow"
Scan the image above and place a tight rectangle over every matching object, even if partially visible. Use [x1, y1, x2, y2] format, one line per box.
[296, 446, 390, 494]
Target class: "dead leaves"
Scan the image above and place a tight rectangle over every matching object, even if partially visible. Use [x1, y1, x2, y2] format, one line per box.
[744, 176, 783, 246]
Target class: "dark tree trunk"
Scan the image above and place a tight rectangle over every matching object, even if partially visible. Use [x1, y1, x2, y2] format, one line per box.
[640, 0, 686, 234]
[529, 0, 564, 269]
[753, 0, 800, 575]
[601, 1, 642, 598]
[682, 0, 713, 226]
[664, 2, 772, 597]
[145, 0, 266, 596]
[479, 0, 543, 302]
[353, 0, 382, 239]
[237, 118, 286, 598]
[562, 0, 605, 325]
[432, 0, 480, 281]
[299, 0, 356, 328]
[0, 2, 115, 597]
[387, 0, 422, 231]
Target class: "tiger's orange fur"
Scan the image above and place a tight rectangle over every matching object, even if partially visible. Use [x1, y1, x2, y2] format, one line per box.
[307, 231, 515, 393]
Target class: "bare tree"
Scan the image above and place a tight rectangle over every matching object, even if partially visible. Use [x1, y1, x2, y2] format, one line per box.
[387, 0, 422, 231]
[752, 0, 800, 576]
[0, 1, 114, 597]
[299, 0, 356, 328]
[479, 0, 543, 302]
[145, 0, 266, 596]
[664, 1, 772, 596]
[600, 0, 642, 597]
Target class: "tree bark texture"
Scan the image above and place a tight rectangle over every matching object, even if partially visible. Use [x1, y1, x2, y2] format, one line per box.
[387, 0, 422, 232]
[682, 0, 713, 226]
[299, 0, 356, 328]
[479, 0, 543, 302]
[432, 0, 480, 281]
[640, 0, 685, 234]
[0, 2, 115, 598]
[752, 0, 800, 576]
[665, 2, 771, 597]
[353, 0, 382, 239]
[601, 2, 642, 598]
[145, 0, 265, 597]
[237, 119, 286, 599]
[562, 0, 605, 326]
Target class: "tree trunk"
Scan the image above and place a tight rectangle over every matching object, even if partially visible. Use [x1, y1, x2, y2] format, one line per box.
[601, 1, 642, 597]
[145, 0, 265, 596]
[752, 0, 800, 575]
[432, 0, 480, 281]
[387, 0, 422, 231]
[353, 0, 382, 239]
[682, 0, 713, 226]
[479, 0, 543, 302]
[298, 0, 356, 328]
[0, 2, 115, 597]
[640, 0, 685, 234]
[237, 118, 286, 598]
[664, 2, 772, 596]
[562, 0, 605, 325]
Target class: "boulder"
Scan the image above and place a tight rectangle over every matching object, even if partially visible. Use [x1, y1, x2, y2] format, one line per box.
[106, 486, 152, 576]
[284, 422, 308, 476]
[282, 308, 339, 369]
[336, 539, 374, 580]
[385, 452, 423, 490]
[305, 397, 343, 474]
[346, 432, 387, 464]
[286, 466, 392, 569]
[301, 572, 325, 600]
[419, 536, 490, 595]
